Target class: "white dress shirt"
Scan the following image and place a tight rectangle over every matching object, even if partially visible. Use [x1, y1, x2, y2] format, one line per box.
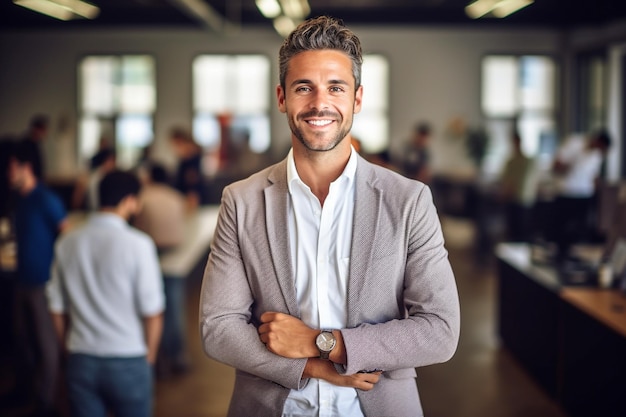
[283, 148, 364, 417]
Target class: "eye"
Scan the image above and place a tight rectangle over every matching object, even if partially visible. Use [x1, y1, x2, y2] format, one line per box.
[329, 86, 345, 93]
[295, 86, 312, 93]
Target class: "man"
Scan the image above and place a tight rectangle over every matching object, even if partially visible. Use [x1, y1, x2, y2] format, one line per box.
[21, 114, 49, 180]
[133, 163, 189, 377]
[47, 170, 165, 417]
[498, 129, 539, 242]
[8, 141, 67, 417]
[199, 16, 460, 417]
[403, 121, 433, 183]
[70, 147, 117, 210]
[552, 129, 612, 260]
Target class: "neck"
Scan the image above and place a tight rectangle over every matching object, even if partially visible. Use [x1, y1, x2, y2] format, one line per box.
[19, 175, 37, 196]
[99, 206, 129, 221]
[293, 142, 352, 206]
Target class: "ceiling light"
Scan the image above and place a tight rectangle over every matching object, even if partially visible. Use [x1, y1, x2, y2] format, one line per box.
[492, 0, 534, 18]
[273, 15, 298, 38]
[13, 0, 99, 21]
[279, 0, 309, 20]
[465, 0, 533, 19]
[256, 0, 281, 19]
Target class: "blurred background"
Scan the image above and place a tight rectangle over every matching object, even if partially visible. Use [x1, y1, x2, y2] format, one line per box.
[1, 1, 626, 416]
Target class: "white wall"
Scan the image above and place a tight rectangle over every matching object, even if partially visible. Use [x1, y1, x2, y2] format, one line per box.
[0, 25, 562, 178]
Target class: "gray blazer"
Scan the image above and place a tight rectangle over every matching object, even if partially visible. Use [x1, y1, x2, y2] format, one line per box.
[199, 154, 460, 417]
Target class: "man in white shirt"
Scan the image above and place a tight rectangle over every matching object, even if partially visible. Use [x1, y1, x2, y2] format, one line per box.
[47, 170, 164, 417]
[199, 16, 460, 417]
[552, 129, 612, 260]
[133, 163, 189, 377]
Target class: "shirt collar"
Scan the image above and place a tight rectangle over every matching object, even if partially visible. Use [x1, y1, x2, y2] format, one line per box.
[287, 145, 358, 196]
[88, 212, 129, 229]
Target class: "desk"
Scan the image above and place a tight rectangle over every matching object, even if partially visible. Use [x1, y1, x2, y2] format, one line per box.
[496, 243, 626, 417]
[559, 288, 626, 417]
[496, 243, 561, 398]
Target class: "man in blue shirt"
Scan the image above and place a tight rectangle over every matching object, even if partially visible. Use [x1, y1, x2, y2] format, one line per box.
[8, 140, 67, 417]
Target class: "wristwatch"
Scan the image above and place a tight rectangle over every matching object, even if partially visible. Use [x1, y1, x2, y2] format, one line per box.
[315, 329, 337, 359]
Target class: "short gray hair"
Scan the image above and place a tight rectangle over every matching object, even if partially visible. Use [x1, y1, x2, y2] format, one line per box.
[278, 16, 363, 90]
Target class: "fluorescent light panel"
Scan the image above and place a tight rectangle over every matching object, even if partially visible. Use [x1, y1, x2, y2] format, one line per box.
[280, 0, 310, 20]
[465, 0, 533, 19]
[256, 0, 281, 19]
[257, 0, 310, 21]
[14, 0, 100, 20]
[492, 0, 534, 18]
[273, 15, 297, 38]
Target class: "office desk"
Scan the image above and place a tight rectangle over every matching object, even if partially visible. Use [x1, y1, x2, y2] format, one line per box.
[495, 243, 561, 398]
[496, 243, 626, 417]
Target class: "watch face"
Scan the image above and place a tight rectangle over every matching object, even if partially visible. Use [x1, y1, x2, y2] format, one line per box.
[316, 332, 336, 352]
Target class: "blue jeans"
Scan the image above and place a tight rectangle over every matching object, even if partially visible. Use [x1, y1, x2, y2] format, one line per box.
[160, 276, 186, 363]
[66, 354, 153, 417]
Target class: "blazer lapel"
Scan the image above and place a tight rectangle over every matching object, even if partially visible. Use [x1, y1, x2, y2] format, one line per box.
[347, 157, 382, 326]
[264, 161, 300, 317]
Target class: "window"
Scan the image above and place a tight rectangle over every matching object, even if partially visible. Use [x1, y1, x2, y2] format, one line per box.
[193, 55, 271, 154]
[481, 55, 558, 177]
[78, 55, 156, 169]
[576, 52, 607, 133]
[352, 54, 390, 153]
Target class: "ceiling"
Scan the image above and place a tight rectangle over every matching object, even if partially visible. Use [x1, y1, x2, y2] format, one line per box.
[1, 0, 626, 32]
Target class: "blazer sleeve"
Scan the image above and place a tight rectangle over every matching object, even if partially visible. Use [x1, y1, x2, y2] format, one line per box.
[199, 185, 307, 390]
[340, 184, 461, 376]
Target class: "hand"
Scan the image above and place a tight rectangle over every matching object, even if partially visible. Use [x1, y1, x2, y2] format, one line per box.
[258, 312, 318, 358]
[304, 359, 382, 391]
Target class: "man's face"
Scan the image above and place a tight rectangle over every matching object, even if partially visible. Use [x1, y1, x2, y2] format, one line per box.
[277, 50, 362, 153]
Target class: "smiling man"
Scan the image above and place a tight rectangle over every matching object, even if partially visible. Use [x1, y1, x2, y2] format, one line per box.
[199, 16, 460, 417]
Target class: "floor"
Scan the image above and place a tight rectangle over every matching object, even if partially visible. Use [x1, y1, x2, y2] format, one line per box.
[0, 216, 569, 417]
[153, 216, 568, 417]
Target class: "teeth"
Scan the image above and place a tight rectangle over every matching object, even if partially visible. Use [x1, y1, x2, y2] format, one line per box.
[308, 120, 332, 126]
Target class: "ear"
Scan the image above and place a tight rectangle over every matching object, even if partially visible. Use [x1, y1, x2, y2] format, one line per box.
[121, 195, 141, 216]
[353, 85, 363, 114]
[276, 84, 287, 114]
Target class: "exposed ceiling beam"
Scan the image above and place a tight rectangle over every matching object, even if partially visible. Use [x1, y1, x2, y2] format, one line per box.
[166, 0, 239, 32]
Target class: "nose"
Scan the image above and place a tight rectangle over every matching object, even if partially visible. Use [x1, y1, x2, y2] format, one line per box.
[308, 89, 329, 111]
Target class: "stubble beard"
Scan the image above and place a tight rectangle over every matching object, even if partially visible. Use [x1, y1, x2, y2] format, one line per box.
[290, 110, 353, 153]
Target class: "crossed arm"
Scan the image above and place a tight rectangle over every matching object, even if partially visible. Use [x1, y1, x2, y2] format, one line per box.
[258, 312, 381, 391]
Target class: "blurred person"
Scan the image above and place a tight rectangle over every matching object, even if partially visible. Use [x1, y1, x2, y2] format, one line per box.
[169, 126, 205, 211]
[366, 149, 398, 172]
[552, 129, 612, 260]
[402, 121, 432, 183]
[498, 129, 539, 242]
[133, 163, 189, 378]
[71, 148, 117, 210]
[199, 16, 460, 417]
[0, 138, 17, 217]
[21, 114, 49, 180]
[47, 170, 164, 417]
[8, 140, 67, 417]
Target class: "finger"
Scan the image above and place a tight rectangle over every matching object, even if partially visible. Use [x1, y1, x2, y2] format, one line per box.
[356, 380, 375, 391]
[260, 311, 277, 323]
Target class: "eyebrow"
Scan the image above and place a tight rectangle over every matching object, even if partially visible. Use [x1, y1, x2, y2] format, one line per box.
[289, 78, 351, 88]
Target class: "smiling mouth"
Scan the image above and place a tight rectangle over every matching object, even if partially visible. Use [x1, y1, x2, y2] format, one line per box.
[306, 119, 333, 127]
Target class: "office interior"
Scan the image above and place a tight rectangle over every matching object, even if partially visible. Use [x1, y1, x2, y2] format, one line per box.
[1, 1, 626, 416]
